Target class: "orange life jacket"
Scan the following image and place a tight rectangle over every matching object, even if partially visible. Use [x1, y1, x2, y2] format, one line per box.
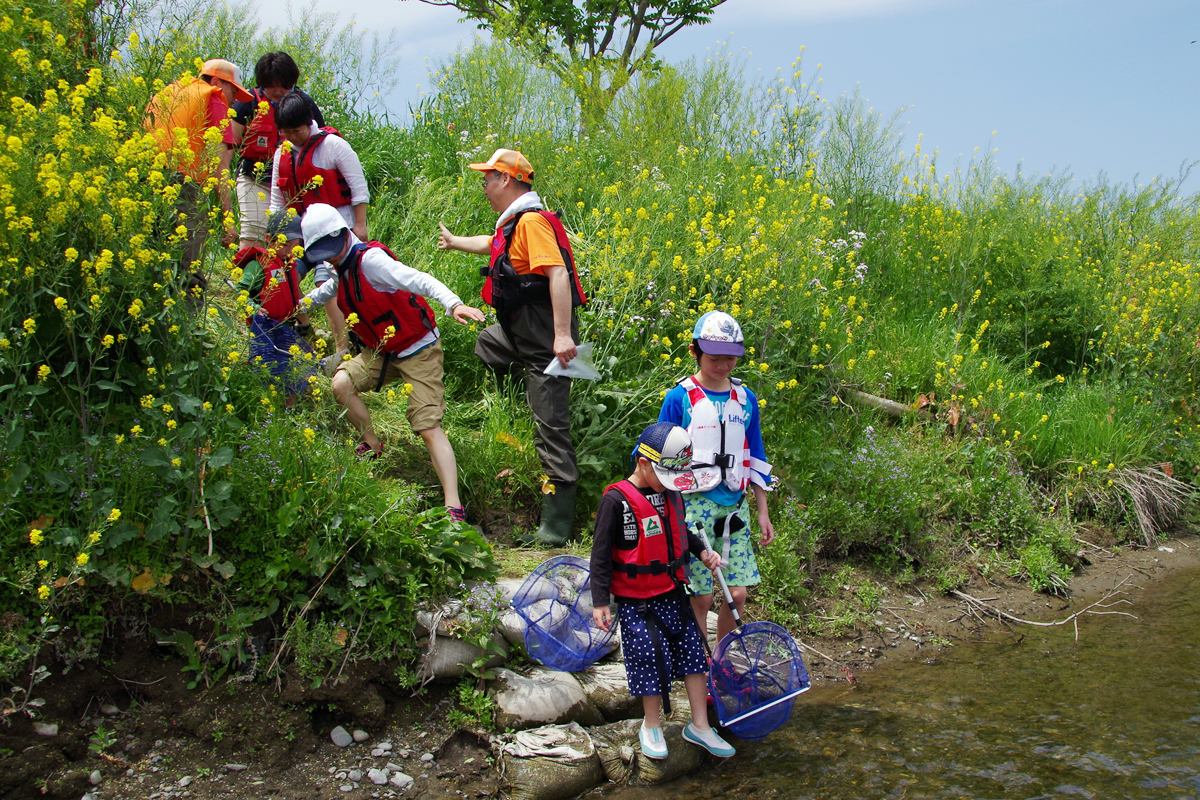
[144, 78, 228, 182]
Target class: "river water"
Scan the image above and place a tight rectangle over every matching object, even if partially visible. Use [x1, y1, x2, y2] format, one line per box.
[603, 568, 1200, 799]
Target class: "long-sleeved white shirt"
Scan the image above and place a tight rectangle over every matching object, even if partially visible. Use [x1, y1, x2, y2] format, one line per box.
[306, 232, 463, 359]
[270, 123, 370, 228]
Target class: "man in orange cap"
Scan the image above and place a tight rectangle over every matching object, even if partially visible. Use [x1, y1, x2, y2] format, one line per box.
[145, 59, 253, 302]
[437, 148, 588, 545]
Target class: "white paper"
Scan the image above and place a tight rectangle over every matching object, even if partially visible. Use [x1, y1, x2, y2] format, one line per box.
[543, 342, 601, 380]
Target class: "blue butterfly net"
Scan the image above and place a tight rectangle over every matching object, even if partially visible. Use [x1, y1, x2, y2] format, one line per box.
[709, 620, 811, 741]
[511, 555, 615, 672]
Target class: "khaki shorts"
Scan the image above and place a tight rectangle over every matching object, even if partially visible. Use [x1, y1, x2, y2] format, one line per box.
[236, 174, 271, 241]
[335, 340, 446, 432]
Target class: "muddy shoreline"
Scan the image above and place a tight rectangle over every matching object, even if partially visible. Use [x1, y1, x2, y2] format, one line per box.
[3, 533, 1196, 800]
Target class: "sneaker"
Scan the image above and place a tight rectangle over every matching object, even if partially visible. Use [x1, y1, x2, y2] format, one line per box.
[682, 722, 735, 758]
[639, 723, 668, 760]
[447, 505, 467, 522]
[354, 441, 382, 461]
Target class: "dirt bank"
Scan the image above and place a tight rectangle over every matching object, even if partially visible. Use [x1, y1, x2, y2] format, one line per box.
[3, 533, 1196, 800]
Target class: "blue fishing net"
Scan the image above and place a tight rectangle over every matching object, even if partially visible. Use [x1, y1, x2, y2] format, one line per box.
[511, 555, 615, 672]
[709, 620, 810, 741]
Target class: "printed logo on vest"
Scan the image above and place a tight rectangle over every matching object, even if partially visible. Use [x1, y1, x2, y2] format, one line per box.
[257, 135, 268, 147]
[640, 515, 663, 538]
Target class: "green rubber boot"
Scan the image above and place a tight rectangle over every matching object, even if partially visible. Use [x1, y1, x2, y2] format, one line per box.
[527, 483, 577, 547]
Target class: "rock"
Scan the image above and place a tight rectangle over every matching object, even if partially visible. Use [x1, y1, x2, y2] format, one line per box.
[348, 769, 362, 782]
[367, 768, 389, 785]
[384, 762, 404, 772]
[340, 785, 353, 793]
[389, 772, 414, 789]
[495, 722, 603, 800]
[371, 748, 385, 758]
[420, 631, 509, 682]
[576, 663, 641, 722]
[352, 729, 370, 743]
[178, 776, 192, 787]
[330, 726, 353, 748]
[419, 753, 434, 763]
[89, 770, 102, 786]
[491, 667, 605, 731]
[632, 722, 705, 784]
[100, 703, 120, 716]
[498, 610, 527, 647]
[396, 748, 411, 758]
[125, 769, 134, 778]
[224, 764, 247, 772]
[495, 578, 526, 605]
[33, 722, 58, 737]
[377, 741, 392, 751]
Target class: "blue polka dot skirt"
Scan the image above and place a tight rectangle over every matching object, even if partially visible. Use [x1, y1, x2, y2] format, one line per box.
[616, 592, 708, 697]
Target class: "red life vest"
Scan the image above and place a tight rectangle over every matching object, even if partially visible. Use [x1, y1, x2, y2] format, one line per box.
[482, 210, 587, 309]
[335, 241, 437, 354]
[607, 480, 690, 600]
[275, 127, 352, 214]
[235, 245, 300, 322]
[239, 89, 279, 173]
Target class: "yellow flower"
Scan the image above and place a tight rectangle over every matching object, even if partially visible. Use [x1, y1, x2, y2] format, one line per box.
[171, 457, 181, 467]
[303, 427, 315, 444]
[23, 318, 36, 334]
[107, 508, 121, 522]
[101, 334, 114, 348]
[37, 364, 51, 381]
[130, 425, 142, 436]
[76, 552, 89, 566]
[166, 420, 177, 430]
[53, 296, 68, 311]
[37, 560, 48, 570]
[225, 404, 235, 414]
[88, 531, 101, 544]
[37, 585, 50, 600]
[29, 528, 43, 545]
[114, 434, 124, 444]
[140, 395, 154, 408]
[758, 362, 769, 373]
[0, 338, 8, 348]
[758, 398, 767, 408]
[1055, 374, 1065, 383]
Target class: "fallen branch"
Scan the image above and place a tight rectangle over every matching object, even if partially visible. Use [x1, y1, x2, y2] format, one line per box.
[952, 575, 1137, 641]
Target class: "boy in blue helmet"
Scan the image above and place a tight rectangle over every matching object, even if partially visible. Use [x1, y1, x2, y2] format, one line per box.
[590, 422, 733, 760]
[658, 311, 775, 648]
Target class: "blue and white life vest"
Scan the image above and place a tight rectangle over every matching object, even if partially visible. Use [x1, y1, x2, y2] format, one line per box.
[677, 375, 771, 494]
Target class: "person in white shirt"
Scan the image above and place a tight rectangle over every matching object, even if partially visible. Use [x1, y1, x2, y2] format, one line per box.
[300, 204, 485, 523]
[269, 93, 369, 352]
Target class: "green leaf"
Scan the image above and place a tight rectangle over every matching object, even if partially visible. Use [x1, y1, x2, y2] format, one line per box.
[61, 361, 76, 378]
[207, 448, 234, 469]
[139, 445, 172, 468]
[176, 393, 202, 416]
[43, 470, 71, 492]
[3, 461, 31, 497]
[214, 561, 236, 580]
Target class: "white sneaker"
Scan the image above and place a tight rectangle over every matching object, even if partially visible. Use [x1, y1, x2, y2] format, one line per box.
[683, 722, 735, 757]
[639, 723, 668, 760]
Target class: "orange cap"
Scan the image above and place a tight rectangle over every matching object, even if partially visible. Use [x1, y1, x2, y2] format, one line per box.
[468, 148, 534, 183]
[200, 59, 253, 102]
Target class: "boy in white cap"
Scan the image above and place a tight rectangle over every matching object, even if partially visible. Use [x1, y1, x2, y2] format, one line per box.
[299, 204, 485, 521]
[590, 422, 733, 760]
[657, 311, 775, 647]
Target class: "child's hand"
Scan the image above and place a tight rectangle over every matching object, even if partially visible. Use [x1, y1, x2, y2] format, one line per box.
[700, 550, 722, 572]
[758, 514, 776, 546]
[593, 605, 612, 632]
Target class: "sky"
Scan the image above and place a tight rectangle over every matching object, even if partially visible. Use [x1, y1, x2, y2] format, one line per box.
[253, 0, 1200, 189]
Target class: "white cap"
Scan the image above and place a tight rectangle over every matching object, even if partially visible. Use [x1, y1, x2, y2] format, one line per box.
[300, 204, 349, 262]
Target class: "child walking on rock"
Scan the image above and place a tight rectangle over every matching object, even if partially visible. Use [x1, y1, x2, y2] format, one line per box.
[589, 422, 735, 760]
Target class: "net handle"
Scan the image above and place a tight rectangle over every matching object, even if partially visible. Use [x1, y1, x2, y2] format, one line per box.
[695, 527, 742, 631]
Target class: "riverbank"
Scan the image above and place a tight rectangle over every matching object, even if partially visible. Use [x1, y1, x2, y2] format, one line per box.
[3, 531, 1195, 800]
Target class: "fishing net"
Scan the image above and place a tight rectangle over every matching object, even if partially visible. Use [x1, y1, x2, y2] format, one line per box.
[709, 621, 810, 741]
[511, 555, 615, 673]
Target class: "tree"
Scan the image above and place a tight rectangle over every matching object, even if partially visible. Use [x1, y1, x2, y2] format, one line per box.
[409, 0, 727, 131]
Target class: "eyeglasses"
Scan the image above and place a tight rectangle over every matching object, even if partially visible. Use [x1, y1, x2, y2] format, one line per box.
[481, 172, 502, 188]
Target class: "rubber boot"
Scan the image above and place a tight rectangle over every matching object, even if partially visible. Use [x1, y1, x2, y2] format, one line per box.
[528, 483, 576, 547]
